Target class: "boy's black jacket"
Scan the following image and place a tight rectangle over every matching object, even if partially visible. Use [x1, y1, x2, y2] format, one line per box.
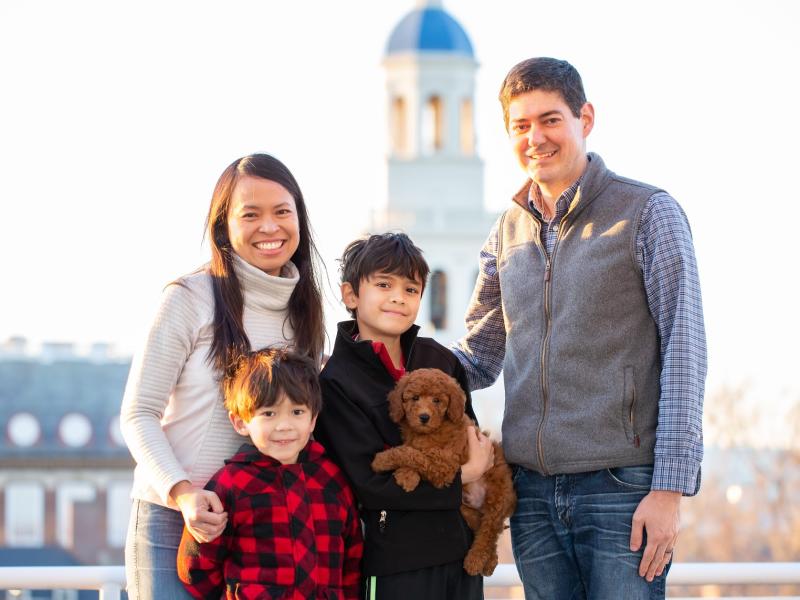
[315, 320, 478, 576]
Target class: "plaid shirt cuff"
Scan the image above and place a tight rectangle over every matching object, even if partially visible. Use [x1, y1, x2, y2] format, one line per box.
[651, 456, 701, 496]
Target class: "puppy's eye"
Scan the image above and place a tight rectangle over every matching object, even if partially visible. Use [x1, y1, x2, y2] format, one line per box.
[412, 395, 419, 402]
[432, 398, 441, 404]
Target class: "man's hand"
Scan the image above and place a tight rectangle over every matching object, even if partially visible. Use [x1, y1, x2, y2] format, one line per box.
[461, 427, 494, 484]
[630, 490, 681, 581]
[171, 481, 228, 543]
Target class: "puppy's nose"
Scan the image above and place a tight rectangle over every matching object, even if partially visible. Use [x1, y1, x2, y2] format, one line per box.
[419, 414, 430, 424]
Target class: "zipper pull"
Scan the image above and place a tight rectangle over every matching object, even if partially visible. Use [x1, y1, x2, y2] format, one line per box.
[379, 510, 387, 533]
[544, 260, 551, 282]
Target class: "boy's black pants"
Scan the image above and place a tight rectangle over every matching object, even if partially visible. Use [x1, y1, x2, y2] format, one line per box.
[364, 559, 483, 600]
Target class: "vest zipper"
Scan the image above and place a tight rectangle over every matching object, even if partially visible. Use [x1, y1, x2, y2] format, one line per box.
[536, 220, 568, 475]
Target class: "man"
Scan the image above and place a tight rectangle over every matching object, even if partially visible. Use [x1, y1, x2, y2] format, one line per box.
[452, 57, 706, 599]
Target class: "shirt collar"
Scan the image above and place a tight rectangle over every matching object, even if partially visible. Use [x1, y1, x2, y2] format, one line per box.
[527, 177, 582, 222]
[524, 154, 592, 222]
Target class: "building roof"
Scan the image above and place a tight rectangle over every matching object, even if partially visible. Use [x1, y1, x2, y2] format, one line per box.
[0, 359, 133, 465]
[386, 6, 474, 57]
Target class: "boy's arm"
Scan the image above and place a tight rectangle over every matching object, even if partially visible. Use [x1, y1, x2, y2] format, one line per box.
[341, 484, 364, 600]
[317, 377, 463, 511]
[176, 474, 231, 599]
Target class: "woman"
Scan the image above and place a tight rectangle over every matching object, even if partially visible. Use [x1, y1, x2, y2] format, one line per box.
[121, 154, 325, 598]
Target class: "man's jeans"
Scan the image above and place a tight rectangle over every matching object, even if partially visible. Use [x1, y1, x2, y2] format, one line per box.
[510, 465, 669, 600]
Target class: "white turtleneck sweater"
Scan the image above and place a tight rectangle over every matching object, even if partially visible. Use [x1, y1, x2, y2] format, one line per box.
[121, 255, 299, 509]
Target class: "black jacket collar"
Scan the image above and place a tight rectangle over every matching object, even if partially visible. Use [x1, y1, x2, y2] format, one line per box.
[334, 320, 420, 370]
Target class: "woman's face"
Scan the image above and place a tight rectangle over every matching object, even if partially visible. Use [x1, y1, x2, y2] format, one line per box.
[227, 176, 300, 276]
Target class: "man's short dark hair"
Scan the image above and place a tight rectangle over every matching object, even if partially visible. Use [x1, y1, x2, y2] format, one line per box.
[339, 232, 430, 318]
[499, 57, 587, 129]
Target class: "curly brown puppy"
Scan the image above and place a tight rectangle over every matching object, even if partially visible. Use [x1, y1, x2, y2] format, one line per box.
[371, 368, 516, 576]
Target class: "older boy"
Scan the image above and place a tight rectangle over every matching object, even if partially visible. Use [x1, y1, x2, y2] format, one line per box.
[177, 348, 363, 600]
[315, 233, 494, 600]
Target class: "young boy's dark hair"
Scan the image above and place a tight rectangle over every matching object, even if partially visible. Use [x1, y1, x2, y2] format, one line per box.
[224, 347, 322, 421]
[338, 232, 430, 318]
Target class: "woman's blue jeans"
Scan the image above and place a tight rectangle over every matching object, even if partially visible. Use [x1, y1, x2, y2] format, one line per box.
[509, 465, 670, 600]
[124, 499, 194, 600]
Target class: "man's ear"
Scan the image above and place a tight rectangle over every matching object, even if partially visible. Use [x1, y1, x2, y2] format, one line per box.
[341, 282, 358, 311]
[229, 412, 250, 437]
[580, 102, 595, 138]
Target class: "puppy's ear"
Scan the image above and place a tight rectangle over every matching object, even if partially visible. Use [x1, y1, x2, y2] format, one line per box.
[446, 378, 466, 423]
[388, 374, 410, 423]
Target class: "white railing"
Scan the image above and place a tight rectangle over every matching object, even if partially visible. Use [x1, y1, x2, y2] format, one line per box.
[0, 566, 125, 599]
[0, 563, 799, 598]
[488, 562, 800, 587]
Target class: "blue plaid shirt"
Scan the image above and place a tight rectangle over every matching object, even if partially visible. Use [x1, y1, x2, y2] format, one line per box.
[452, 169, 706, 495]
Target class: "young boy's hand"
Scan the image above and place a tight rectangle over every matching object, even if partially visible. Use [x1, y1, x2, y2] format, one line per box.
[172, 482, 228, 543]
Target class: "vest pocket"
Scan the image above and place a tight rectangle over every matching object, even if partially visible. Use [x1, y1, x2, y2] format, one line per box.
[621, 366, 639, 447]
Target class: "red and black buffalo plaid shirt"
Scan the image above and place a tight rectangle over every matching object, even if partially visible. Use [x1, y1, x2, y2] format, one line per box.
[177, 440, 363, 600]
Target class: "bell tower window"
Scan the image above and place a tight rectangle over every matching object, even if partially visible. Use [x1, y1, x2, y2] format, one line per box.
[460, 98, 474, 155]
[429, 270, 448, 330]
[422, 95, 444, 155]
[390, 96, 408, 155]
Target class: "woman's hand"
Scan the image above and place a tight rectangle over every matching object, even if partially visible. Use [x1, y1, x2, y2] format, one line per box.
[461, 427, 494, 484]
[170, 481, 228, 543]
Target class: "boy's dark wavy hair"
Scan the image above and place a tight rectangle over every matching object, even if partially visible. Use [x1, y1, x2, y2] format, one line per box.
[338, 232, 430, 318]
[224, 347, 322, 421]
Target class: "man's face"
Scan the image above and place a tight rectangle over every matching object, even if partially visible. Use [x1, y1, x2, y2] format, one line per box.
[507, 89, 594, 197]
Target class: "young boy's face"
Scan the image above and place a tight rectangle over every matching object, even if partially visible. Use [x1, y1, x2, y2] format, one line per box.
[341, 272, 422, 343]
[229, 394, 317, 465]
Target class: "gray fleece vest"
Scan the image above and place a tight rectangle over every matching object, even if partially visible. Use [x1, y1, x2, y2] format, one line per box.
[499, 153, 662, 475]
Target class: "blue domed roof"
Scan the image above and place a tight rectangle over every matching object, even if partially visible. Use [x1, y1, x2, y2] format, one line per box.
[386, 7, 474, 57]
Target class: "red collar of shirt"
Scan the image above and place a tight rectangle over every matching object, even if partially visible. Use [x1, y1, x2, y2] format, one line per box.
[353, 334, 406, 381]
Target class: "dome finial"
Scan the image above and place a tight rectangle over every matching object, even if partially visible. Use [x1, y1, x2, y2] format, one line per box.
[416, 0, 443, 8]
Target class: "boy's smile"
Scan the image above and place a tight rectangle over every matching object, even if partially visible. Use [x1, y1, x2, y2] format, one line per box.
[342, 272, 422, 347]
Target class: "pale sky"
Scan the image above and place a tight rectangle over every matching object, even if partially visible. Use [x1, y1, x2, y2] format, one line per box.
[1, 0, 799, 438]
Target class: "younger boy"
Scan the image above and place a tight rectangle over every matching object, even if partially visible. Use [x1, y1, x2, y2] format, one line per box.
[315, 233, 494, 600]
[177, 348, 363, 600]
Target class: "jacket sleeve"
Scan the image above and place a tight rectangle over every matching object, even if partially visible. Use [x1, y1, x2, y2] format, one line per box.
[176, 473, 231, 599]
[341, 484, 364, 600]
[317, 377, 463, 512]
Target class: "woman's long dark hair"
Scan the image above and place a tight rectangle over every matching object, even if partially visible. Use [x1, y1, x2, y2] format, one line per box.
[205, 154, 324, 378]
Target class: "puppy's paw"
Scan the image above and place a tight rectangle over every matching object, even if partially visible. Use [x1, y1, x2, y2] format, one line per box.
[463, 549, 485, 576]
[394, 467, 421, 492]
[371, 451, 393, 472]
[481, 553, 499, 577]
